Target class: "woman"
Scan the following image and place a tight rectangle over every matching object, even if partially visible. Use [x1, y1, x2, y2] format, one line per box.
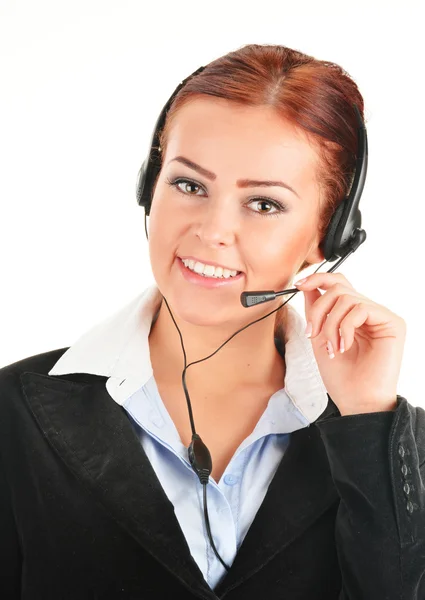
[1, 43, 424, 599]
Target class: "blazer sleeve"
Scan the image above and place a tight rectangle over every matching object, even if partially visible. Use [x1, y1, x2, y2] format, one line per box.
[0, 452, 22, 598]
[315, 394, 425, 599]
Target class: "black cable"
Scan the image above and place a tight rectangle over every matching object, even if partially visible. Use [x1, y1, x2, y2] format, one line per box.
[203, 482, 230, 571]
[161, 258, 327, 571]
[162, 258, 327, 437]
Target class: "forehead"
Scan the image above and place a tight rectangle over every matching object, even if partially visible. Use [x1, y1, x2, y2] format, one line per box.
[164, 96, 320, 179]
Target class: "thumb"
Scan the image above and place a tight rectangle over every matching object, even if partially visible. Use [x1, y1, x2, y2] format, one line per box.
[301, 288, 322, 324]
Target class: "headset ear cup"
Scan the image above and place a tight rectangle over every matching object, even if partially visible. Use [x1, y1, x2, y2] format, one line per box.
[136, 156, 162, 217]
[136, 159, 148, 210]
[321, 201, 345, 262]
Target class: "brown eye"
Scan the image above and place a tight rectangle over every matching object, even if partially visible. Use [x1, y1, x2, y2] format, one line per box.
[168, 178, 206, 196]
[180, 181, 202, 194]
[248, 197, 288, 218]
[252, 199, 276, 215]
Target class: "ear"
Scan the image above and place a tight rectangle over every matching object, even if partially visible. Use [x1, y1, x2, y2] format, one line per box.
[304, 234, 326, 266]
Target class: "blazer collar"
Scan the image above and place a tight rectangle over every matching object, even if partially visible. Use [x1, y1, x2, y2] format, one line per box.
[20, 369, 339, 599]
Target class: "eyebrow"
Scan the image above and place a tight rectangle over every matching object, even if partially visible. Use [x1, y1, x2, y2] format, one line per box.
[167, 155, 301, 199]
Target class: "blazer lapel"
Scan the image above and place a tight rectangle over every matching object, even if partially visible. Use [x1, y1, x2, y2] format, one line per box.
[20, 370, 339, 598]
[20, 371, 217, 600]
[214, 396, 340, 595]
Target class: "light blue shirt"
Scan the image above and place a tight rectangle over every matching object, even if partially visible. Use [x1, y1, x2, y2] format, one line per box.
[48, 285, 329, 590]
[124, 372, 309, 589]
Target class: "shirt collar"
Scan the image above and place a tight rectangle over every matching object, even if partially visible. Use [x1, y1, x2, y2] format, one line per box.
[48, 284, 329, 424]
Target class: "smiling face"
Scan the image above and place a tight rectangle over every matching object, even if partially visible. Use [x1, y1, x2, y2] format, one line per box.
[147, 96, 325, 329]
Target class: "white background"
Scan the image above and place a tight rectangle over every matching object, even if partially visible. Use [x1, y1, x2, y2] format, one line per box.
[1, 0, 423, 407]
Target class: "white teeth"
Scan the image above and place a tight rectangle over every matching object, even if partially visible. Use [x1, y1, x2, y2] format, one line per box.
[203, 264, 220, 277]
[181, 258, 239, 278]
[193, 261, 206, 275]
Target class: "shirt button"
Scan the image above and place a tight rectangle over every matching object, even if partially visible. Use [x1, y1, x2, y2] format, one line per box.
[403, 483, 411, 495]
[401, 464, 408, 476]
[398, 445, 405, 458]
[224, 474, 239, 486]
[406, 501, 414, 513]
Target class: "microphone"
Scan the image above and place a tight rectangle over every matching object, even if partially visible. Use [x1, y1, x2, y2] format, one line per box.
[240, 229, 367, 307]
[240, 288, 298, 307]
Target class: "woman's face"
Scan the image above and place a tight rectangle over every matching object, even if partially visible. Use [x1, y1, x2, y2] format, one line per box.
[147, 96, 325, 328]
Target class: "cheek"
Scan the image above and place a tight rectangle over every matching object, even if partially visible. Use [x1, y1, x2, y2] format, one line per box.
[147, 203, 182, 276]
[149, 194, 176, 241]
[254, 223, 315, 280]
[149, 189, 182, 236]
[260, 224, 307, 261]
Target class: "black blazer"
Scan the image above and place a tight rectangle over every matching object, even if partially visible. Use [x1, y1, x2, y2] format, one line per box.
[1, 347, 424, 599]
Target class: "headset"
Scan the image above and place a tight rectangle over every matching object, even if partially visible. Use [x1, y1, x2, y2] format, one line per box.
[135, 64, 368, 573]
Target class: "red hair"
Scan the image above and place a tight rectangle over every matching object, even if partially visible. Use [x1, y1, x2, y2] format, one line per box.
[158, 43, 365, 275]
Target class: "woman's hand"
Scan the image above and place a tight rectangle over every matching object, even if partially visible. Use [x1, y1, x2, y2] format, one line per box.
[293, 272, 406, 416]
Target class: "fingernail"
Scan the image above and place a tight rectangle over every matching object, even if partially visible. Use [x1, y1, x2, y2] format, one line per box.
[294, 277, 307, 286]
[340, 336, 345, 353]
[305, 322, 312, 337]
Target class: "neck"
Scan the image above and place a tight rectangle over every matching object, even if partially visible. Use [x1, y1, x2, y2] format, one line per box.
[148, 298, 287, 397]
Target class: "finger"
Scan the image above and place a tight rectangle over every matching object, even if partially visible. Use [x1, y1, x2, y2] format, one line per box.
[294, 271, 355, 291]
[301, 287, 322, 325]
[339, 303, 370, 352]
[319, 294, 364, 353]
[306, 288, 364, 342]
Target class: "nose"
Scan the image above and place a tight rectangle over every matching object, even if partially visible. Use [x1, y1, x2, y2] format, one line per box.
[194, 196, 239, 247]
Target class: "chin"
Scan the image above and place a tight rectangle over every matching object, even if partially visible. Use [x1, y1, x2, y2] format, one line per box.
[166, 295, 236, 327]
